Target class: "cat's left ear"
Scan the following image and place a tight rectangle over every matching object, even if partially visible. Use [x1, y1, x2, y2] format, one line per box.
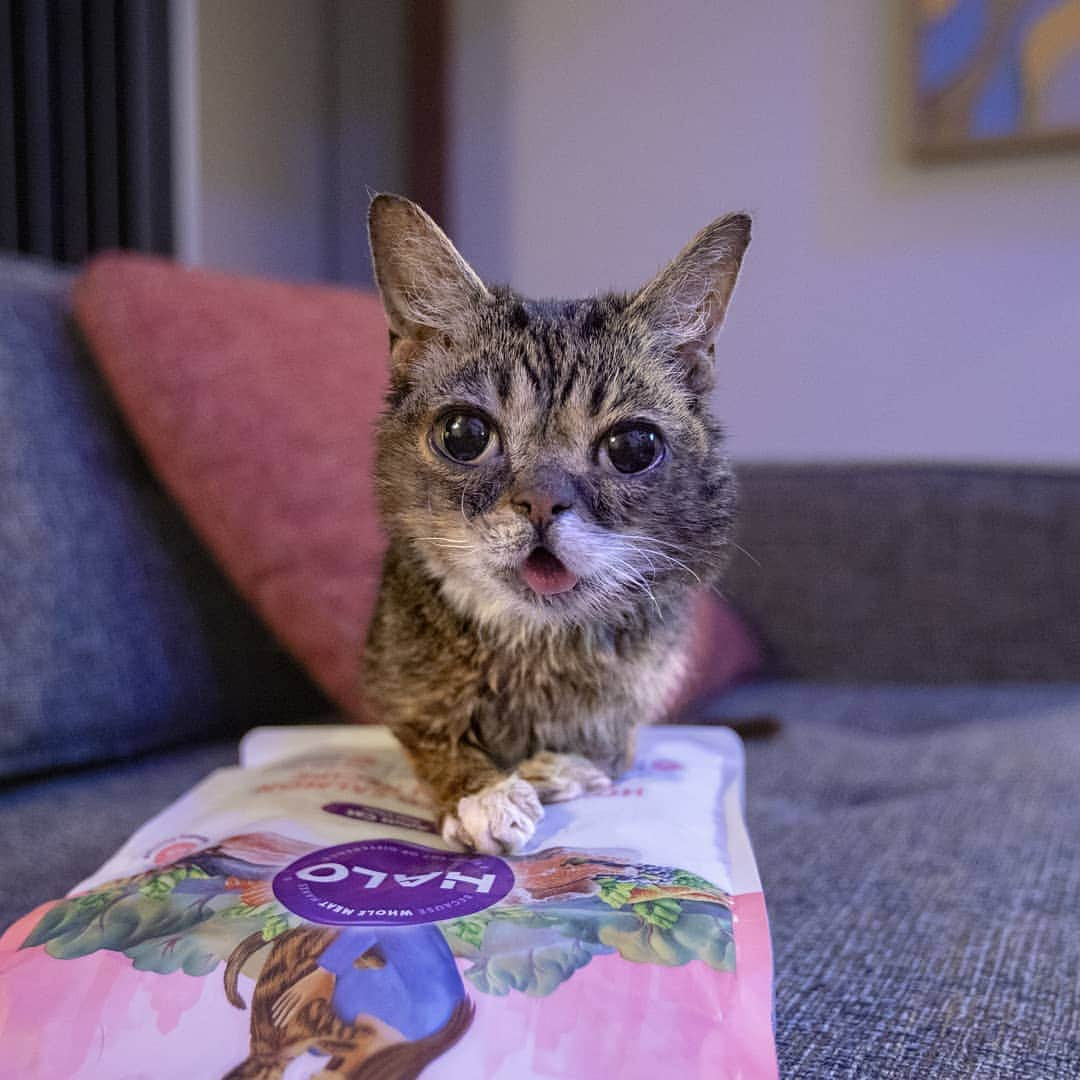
[368, 193, 492, 344]
[629, 213, 751, 394]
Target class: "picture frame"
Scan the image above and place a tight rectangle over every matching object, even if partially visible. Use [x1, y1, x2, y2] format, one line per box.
[911, 0, 1080, 159]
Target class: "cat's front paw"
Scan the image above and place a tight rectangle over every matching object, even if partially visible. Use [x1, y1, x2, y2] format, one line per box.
[441, 775, 544, 854]
[518, 751, 613, 804]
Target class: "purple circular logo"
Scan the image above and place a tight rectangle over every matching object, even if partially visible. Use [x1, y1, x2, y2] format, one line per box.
[273, 839, 514, 926]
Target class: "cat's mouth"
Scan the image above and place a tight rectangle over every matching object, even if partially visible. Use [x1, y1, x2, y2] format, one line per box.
[519, 546, 579, 596]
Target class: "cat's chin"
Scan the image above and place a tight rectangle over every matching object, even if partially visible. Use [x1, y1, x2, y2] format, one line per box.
[436, 564, 588, 634]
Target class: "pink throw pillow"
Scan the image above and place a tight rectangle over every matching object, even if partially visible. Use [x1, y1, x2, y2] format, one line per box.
[74, 254, 760, 720]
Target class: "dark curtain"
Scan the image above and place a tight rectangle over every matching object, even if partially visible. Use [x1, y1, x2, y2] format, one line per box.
[0, 0, 172, 264]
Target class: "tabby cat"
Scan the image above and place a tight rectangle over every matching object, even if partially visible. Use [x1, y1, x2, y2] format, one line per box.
[363, 194, 750, 854]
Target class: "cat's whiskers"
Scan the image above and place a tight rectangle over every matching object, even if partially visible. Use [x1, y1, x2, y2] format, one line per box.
[610, 535, 685, 552]
[615, 532, 721, 572]
[636, 548, 702, 584]
[601, 553, 664, 621]
[633, 551, 661, 577]
[729, 540, 762, 568]
[607, 534, 702, 585]
[409, 535, 473, 551]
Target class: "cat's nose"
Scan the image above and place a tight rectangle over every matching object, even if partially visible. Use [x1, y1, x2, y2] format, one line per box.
[511, 477, 575, 528]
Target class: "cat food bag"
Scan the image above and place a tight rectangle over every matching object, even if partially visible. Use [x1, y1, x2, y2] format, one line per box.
[0, 725, 777, 1079]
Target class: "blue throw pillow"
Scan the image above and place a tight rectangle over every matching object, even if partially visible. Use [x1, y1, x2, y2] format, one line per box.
[0, 257, 329, 778]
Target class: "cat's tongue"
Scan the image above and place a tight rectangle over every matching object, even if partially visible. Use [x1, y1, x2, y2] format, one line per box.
[521, 547, 579, 596]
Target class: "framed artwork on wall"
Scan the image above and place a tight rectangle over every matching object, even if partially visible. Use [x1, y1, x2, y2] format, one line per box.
[912, 0, 1080, 158]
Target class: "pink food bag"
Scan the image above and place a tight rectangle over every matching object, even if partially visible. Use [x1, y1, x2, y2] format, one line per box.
[0, 724, 776, 1078]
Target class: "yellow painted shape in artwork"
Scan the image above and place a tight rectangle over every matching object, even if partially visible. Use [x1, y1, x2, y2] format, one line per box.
[1023, 0, 1080, 110]
[920, 0, 963, 25]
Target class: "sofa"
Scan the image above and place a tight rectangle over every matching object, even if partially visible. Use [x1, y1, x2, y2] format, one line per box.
[2, 255, 1077, 1078]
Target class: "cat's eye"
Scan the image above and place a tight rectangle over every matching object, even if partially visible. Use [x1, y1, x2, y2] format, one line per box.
[433, 409, 499, 464]
[599, 423, 665, 475]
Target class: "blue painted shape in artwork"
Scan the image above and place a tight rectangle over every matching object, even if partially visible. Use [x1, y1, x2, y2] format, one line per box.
[918, 0, 988, 95]
[973, 60, 1022, 135]
[973, 0, 1068, 137]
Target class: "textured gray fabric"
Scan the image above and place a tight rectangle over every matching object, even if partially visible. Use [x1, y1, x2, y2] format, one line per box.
[727, 465, 1080, 683]
[0, 740, 239, 930]
[707, 682, 1080, 1078]
[0, 255, 329, 778]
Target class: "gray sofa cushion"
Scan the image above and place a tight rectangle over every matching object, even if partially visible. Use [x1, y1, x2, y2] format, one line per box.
[727, 465, 1080, 682]
[719, 682, 1080, 1078]
[0, 740, 239, 927]
[0, 256, 329, 778]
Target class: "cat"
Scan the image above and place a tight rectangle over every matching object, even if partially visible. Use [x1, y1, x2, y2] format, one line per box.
[363, 194, 750, 854]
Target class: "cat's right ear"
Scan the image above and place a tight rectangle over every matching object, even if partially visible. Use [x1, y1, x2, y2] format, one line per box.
[367, 194, 491, 344]
[628, 212, 751, 394]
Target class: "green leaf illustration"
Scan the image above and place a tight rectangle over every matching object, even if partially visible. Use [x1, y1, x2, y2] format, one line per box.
[632, 899, 682, 929]
[466, 937, 604, 997]
[596, 877, 635, 909]
[262, 912, 290, 942]
[670, 869, 716, 891]
[73, 891, 115, 914]
[22, 898, 102, 950]
[136, 866, 211, 900]
[222, 902, 272, 920]
[138, 877, 174, 900]
[446, 917, 487, 949]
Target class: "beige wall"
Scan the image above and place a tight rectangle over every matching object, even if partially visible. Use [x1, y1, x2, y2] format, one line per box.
[448, 0, 1080, 464]
[196, 0, 334, 280]
[179, 0, 407, 285]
